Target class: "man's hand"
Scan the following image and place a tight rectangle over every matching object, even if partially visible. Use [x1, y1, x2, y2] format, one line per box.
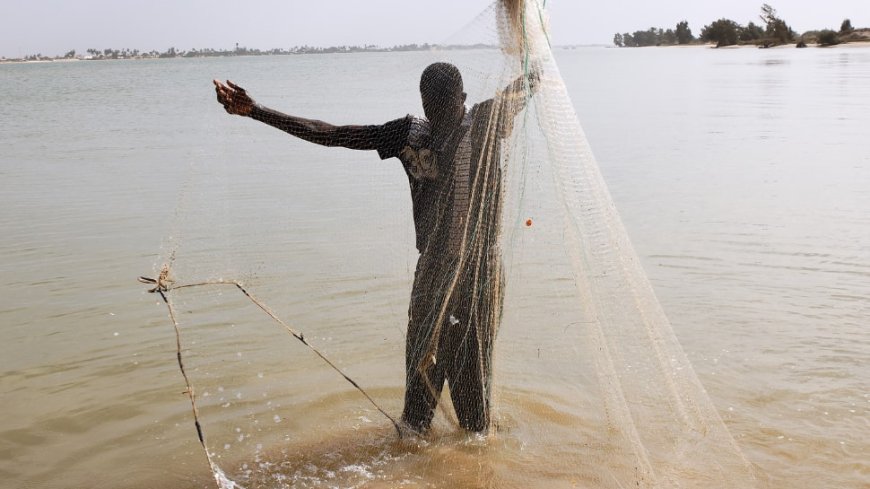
[526, 61, 542, 93]
[213, 79, 255, 116]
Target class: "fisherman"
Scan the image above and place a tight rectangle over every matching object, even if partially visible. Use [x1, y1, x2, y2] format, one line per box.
[214, 62, 535, 433]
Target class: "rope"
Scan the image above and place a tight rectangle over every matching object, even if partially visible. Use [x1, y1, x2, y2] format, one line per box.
[139, 266, 403, 486]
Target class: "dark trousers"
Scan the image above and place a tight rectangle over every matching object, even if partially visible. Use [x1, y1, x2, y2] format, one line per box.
[400, 250, 503, 433]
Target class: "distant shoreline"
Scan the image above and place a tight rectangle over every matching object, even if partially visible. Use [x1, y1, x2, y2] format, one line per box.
[635, 39, 870, 49]
[613, 25, 870, 50]
[0, 43, 496, 65]
[3, 40, 870, 65]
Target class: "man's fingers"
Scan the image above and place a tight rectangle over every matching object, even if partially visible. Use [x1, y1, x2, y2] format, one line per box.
[214, 79, 230, 94]
[214, 80, 228, 99]
[227, 80, 245, 93]
[213, 79, 246, 115]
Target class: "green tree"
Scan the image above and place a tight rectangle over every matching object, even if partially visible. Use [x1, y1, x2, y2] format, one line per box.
[159, 47, 178, 58]
[622, 32, 635, 47]
[701, 19, 741, 47]
[759, 4, 794, 44]
[613, 33, 624, 47]
[661, 28, 677, 45]
[818, 29, 840, 46]
[631, 27, 659, 47]
[759, 4, 777, 25]
[840, 19, 853, 33]
[739, 21, 765, 42]
[676, 20, 694, 44]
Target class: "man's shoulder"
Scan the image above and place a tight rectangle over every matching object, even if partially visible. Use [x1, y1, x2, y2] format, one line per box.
[406, 116, 430, 148]
[379, 115, 427, 141]
[376, 114, 430, 162]
[469, 100, 492, 117]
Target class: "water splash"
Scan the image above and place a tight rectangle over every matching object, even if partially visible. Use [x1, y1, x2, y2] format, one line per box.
[212, 463, 245, 489]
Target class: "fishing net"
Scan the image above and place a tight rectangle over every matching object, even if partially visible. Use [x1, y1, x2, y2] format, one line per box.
[144, 1, 760, 487]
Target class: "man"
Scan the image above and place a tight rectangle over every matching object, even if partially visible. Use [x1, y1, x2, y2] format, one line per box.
[214, 62, 534, 433]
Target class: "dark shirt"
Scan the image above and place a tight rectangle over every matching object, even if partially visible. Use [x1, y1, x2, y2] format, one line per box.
[374, 101, 505, 256]
[250, 90, 526, 258]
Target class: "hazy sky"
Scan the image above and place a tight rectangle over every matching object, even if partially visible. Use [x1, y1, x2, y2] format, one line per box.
[1, 0, 867, 58]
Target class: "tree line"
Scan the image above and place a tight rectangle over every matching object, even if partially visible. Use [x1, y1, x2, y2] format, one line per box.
[613, 4, 862, 48]
[3, 42, 496, 63]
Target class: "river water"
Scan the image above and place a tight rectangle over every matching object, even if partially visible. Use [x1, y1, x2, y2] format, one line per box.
[1, 45, 868, 488]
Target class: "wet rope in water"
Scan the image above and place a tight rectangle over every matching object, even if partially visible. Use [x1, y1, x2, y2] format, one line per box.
[139, 266, 403, 486]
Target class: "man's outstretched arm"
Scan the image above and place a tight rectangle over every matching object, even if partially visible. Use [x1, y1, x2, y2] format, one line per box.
[503, 64, 541, 98]
[214, 79, 386, 151]
[477, 66, 541, 138]
[497, 64, 541, 115]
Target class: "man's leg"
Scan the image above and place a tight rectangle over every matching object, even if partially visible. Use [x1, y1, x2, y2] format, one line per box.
[401, 324, 446, 432]
[447, 318, 493, 433]
[401, 263, 447, 433]
[448, 253, 503, 433]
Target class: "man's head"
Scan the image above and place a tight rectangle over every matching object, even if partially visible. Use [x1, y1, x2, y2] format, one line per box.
[420, 63, 467, 136]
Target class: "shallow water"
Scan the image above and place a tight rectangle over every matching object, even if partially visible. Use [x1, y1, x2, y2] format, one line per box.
[1, 46, 868, 488]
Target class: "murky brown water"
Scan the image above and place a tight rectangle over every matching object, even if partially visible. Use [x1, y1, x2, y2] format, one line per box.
[1, 46, 868, 488]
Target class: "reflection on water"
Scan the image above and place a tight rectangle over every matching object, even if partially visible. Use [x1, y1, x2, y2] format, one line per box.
[1, 46, 869, 488]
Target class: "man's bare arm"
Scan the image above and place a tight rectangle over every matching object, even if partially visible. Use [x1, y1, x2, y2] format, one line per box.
[478, 65, 541, 138]
[213, 79, 383, 151]
[502, 64, 541, 98]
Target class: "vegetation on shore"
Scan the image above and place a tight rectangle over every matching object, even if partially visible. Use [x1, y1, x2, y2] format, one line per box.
[1, 42, 494, 64]
[613, 3, 868, 49]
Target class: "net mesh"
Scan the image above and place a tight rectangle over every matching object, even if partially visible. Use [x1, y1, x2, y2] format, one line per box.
[148, 1, 760, 487]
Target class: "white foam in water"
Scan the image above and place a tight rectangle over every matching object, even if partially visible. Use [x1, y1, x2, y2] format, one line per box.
[212, 464, 245, 489]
